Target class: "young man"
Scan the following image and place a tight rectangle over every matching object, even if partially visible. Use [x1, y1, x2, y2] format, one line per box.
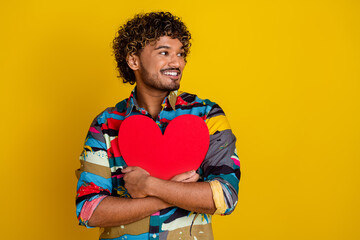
[76, 12, 240, 240]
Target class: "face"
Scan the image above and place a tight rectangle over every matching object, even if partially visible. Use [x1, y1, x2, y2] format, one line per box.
[133, 36, 186, 92]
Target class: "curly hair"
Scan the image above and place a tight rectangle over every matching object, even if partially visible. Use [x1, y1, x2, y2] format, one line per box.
[112, 12, 192, 85]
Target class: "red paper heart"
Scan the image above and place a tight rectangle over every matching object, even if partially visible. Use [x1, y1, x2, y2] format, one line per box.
[118, 114, 210, 180]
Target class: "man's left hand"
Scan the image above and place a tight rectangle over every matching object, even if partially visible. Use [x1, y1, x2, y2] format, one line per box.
[122, 166, 151, 198]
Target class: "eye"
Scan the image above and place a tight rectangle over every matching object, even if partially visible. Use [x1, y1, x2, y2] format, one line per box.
[177, 52, 185, 57]
[160, 51, 168, 56]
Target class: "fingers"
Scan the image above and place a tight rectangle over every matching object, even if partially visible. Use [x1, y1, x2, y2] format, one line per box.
[184, 170, 196, 178]
[170, 175, 180, 182]
[171, 170, 198, 182]
[122, 166, 150, 175]
[121, 167, 134, 173]
[182, 173, 200, 183]
[170, 170, 193, 181]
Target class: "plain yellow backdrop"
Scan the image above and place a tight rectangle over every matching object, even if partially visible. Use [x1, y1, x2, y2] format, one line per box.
[1, 0, 359, 239]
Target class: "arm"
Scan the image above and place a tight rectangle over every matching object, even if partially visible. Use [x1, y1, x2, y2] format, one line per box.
[122, 167, 216, 214]
[88, 196, 170, 227]
[88, 170, 200, 227]
[76, 109, 169, 228]
[202, 104, 240, 215]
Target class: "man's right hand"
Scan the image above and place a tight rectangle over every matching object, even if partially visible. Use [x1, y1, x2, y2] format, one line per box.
[170, 170, 200, 183]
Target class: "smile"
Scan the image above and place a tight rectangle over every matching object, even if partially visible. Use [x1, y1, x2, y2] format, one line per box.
[162, 71, 180, 76]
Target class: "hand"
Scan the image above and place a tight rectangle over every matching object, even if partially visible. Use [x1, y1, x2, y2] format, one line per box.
[170, 170, 200, 183]
[122, 166, 151, 199]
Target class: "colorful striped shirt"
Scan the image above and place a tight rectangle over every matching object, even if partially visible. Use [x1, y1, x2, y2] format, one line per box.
[76, 88, 240, 240]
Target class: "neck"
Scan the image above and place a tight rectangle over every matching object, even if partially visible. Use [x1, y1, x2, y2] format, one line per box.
[136, 84, 169, 120]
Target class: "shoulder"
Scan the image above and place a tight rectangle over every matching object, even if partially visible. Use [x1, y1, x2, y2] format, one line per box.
[179, 91, 231, 135]
[177, 91, 225, 118]
[91, 98, 128, 126]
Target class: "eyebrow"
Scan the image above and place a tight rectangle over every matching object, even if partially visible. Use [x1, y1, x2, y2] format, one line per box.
[154, 45, 185, 50]
[154, 45, 170, 50]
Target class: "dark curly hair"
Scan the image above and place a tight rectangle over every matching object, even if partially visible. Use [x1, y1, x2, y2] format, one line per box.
[112, 12, 192, 85]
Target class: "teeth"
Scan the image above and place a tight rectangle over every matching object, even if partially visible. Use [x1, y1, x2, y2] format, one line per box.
[163, 71, 178, 76]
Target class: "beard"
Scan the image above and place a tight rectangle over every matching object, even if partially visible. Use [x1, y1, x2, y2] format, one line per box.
[139, 62, 180, 92]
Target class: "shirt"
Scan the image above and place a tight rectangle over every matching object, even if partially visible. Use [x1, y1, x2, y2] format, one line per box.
[76, 88, 240, 240]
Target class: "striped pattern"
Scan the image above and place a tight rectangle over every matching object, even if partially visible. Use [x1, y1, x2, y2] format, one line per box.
[76, 88, 240, 239]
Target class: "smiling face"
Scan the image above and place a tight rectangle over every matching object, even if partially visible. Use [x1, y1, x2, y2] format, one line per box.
[128, 36, 186, 92]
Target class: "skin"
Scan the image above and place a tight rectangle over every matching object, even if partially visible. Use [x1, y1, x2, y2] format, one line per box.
[122, 167, 215, 215]
[88, 170, 201, 227]
[88, 36, 216, 228]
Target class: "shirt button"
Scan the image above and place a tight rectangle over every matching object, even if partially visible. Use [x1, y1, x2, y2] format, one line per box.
[152, 234, 157, 238]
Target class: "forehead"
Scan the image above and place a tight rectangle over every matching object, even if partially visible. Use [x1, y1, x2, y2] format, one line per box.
[147, 36, 184, 50]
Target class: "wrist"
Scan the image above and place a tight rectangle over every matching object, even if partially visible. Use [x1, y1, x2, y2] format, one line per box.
[144, 175, 155, 197]
[144, 175, 161, 197]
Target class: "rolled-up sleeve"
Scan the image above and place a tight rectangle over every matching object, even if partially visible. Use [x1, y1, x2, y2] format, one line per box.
[202, 104, 241, 215]
[75, 111, 112, 227]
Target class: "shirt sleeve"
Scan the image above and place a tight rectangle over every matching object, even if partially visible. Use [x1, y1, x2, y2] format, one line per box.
[75, 110, 112, 228]
[202, 104, 240, 215]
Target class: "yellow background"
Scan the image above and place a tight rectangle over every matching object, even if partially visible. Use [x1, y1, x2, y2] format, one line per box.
[1, 0, 359, 239]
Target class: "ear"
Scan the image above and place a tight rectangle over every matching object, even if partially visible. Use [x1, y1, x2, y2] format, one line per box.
[127, 54, 140, 71]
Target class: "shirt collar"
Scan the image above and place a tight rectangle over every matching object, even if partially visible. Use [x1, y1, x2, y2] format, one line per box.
[167, 90, 178, 110]
[126, 87, 178, 116]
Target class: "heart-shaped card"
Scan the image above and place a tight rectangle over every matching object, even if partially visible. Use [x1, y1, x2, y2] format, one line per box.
[118, 114, 210, 180]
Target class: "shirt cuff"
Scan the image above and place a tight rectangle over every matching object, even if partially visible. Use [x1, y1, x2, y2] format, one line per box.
[209, 180, 227, 215]
[79, 195, 108, 227]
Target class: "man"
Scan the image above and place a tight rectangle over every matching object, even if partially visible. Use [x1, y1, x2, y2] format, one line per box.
[76, 12, 240, 240]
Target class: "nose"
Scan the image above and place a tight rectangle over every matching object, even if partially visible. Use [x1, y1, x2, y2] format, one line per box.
[168, 53, 181, 68]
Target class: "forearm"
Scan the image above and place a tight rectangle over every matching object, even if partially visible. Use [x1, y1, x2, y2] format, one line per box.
[88, 196, 170, 227]
[145, 178, 216, 214]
